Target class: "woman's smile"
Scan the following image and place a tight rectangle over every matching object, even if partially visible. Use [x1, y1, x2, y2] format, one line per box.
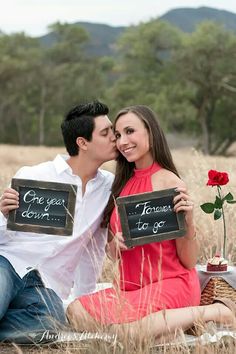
[115, 112, 153, 168]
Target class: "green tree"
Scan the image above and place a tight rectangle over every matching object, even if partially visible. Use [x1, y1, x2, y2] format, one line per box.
[175, 21, 236, 154]
[0, 33, 43, 144]
[106, 20, 183, 123]
[38, 22, 114, 145]
[0, 23, 113, 145]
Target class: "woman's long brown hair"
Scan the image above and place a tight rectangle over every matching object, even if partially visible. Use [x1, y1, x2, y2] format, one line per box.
[101, 105, 180, 228]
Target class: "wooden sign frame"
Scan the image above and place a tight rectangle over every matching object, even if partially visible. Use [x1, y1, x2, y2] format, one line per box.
[116, 188, 186, 248]
[7, 178, 77, 236]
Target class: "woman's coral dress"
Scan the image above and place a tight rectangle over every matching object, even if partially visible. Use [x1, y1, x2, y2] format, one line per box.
[78, 163, 201, 324]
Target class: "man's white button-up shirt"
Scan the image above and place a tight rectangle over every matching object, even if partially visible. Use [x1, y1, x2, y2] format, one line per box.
[0, 155, 114, 299]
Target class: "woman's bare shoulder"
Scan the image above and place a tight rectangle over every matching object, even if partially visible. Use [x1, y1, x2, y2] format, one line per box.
[151, 168, 186, 191]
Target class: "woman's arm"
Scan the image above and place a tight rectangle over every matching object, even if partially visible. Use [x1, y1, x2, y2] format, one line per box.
[106, 230, 127, 261]
[151, 170, 199, 269]
[173, 186, 199, 269]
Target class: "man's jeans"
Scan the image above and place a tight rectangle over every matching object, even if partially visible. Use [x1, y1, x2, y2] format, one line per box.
[0, 255, 67, 343]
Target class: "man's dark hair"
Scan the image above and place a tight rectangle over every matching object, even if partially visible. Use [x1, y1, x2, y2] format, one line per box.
[61, 100, 109, 156]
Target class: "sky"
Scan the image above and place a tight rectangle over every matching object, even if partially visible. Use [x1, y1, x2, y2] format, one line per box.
[0, 0, 236, 37]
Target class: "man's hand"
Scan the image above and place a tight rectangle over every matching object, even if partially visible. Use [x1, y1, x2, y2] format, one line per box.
[0, 188, 19, 218]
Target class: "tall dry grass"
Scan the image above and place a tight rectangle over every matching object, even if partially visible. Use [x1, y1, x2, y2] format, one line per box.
[0, 144, 236, 353]
[1, 144, 235, 263]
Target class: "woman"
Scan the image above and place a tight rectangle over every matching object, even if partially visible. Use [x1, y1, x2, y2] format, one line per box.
[67, 105, 235, 338]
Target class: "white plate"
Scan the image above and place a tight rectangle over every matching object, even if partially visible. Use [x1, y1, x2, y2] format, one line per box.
[198, 265, 234, 274]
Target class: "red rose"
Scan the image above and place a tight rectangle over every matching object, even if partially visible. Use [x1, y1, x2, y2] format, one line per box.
[207, 170, 229, 186]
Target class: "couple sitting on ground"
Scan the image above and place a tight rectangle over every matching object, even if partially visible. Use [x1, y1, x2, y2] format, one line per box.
[0, 101, 235, 344]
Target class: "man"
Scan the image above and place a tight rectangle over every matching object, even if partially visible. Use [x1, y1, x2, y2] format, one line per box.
[0, 101, 117, 343]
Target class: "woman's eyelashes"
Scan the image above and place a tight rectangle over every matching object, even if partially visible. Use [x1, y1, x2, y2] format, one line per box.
[114, 132, 121, 139]
[114, 128, 135, 140]
[126, 127, 134, 135]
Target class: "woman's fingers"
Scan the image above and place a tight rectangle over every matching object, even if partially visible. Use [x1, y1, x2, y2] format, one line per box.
[174, 191, 190, 203]
[173, 188, 194, 213]
[115, 232, 128, 251]
[174, 201, 194, 213]
[115, 231, 124, 241]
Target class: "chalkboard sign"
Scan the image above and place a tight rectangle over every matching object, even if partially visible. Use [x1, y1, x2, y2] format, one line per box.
[7, 179, 77, 236]
[116, 188, 186, 248]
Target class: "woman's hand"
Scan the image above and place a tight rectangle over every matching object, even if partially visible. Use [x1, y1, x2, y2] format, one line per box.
[114, 232, 128, 251]
[0, 188, 19, 218]
[106, 231, 128, 260]
[173, 187, 194, 228]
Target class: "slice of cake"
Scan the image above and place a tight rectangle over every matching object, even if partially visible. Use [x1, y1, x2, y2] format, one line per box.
[207, 255, 228, 272]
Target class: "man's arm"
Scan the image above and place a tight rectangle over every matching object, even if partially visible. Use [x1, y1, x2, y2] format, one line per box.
[73, 227, 107, 297]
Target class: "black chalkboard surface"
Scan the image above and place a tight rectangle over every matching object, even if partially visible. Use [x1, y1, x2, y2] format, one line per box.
[7, 179, 77, 236]
[116, 188, 186, 248]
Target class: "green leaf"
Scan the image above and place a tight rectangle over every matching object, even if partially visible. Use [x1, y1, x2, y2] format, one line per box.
[214, 196, 222, 209]
[227, 200, 236, 204]
[200, 203, 215, 213]
[223, 192, 234, 201]
[214, 209, 222, 220]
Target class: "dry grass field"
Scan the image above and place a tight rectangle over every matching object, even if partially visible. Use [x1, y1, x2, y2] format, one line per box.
[0, 144, 236, 353]
[1, 144, 235, 263]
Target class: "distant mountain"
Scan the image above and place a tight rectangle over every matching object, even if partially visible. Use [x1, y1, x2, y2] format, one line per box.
[38, 7, 236, 57]
[160, 6, 236, 32]
[39, 22, 125, 57]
